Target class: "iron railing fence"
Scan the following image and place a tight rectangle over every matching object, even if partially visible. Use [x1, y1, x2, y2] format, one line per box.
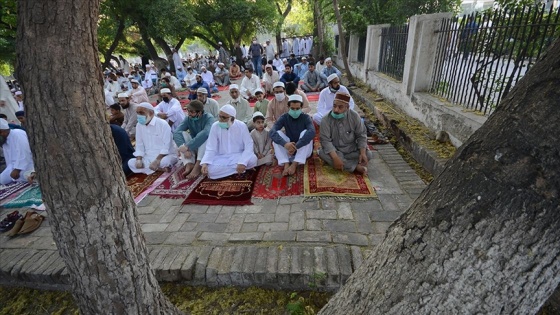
[430, 4, 560, 115]
[379, 24, 409, 81]
[357, 36, 367, 62]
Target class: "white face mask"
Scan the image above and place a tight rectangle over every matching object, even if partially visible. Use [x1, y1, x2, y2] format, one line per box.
[275, 93, 286, 101]
[252, 41, 257, 44]
[231, 97, 240, 103]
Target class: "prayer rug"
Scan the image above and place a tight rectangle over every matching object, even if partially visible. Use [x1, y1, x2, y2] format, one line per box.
[252, 164, 304, 199]
[306, 92, 320, 102]
[217, 85, 229, 92]
[2, 185, 42, 209]
[150, 164, 204, 199]
[0, 182, 30, 202]
[183, 169, 259, 206]
[126, 171, 169, 203]
[304, 156, 377, 199]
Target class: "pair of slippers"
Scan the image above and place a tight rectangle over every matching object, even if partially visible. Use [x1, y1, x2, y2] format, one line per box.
[0, 211, 45, 236]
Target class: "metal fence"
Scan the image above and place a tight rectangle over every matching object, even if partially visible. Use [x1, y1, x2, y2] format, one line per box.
[430, 4, 560, 115]
[379, 25, 409, 81]
[357, 36, 367, 62]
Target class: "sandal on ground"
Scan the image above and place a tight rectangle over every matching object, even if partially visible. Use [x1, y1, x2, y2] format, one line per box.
[17, 211, 45, 235]
[0, 211, 23, 232]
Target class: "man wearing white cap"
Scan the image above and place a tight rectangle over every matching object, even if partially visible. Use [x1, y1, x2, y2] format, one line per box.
[281, 38, 290, 59]
[196, 87, 219, 118]
[214, 62, 230, 87]
[228, 84, 252, 125]
[145, 64, 159, 86]
[172, 48, 183, 72]
[200, 104, 257, 179]
[269, 94, 315, 177]
[314, 74, 355, 125]
[291, 37, 299, 57]
[294, 56, 309, 78]
[128, 102, 178, 175]
[272, 54, 285, 77]
[173, 100, 215, 179]
[15, 91, 24, 111]
[217, 42, 229, 66]
[0, 119, 35, 184]
[322, 58, 342, 78]
[155, 88, 184, 133]
[142, 66, 154, 92]
[188, 74, 211, 100]
[118, 93, 138, 139]
[265, 82, 310, 126]
[261, 64, 279, 95]
[265, 39, 275, 61]
[200, 66, 217, 93]
[240, 67, 260, 100]
[165, 72, 182, 90]
[129, 79, 150, 104]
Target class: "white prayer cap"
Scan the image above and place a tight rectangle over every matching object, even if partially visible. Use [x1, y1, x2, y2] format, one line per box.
[252, 111, 265, 120]
[254, 88, 263, 94]
[325, 57, 332, 62]
[327, 73, 339, 83]
[218, 62, 224, 66]
[218, 41, 222, 45]
[282, 58, 288, 62]
[272, 82, 285, 89]
[137, 102, 155, 111]
[0, 119, 9, 130]
[197, 87, 208, 94]
[145, 64, 151, 68]
[266, 39, 270, 42]
[220, 104, 236, 118]
[130, 79, 139, 84]
[287, 94, 303, 104]
[301, 56, 307, 60]
[10, 88, 15, 93]
[160, 88, 172, 94]
[201, 66, 206, 70]
[117, 93, 129, 98]
[229, 84, 239, 90]
[165, 73, 171, 77]
[127, 75, 133, 79]
[15, 91, 22, 96]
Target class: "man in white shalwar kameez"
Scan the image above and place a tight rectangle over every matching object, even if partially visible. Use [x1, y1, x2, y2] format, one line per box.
[155, 88, 185, 133]
[201, 105, 257, 179]
[129, 79, 150, 104]
[0, 119, 35, 184]
[128, 103, 178, 174]
[313, 74, 356, 125]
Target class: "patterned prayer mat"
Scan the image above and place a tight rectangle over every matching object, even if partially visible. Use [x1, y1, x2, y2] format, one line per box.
[126, 171, 167, 203]
[0, 182, 30, 202]
[304, 156, 377, 199]
[252, 164, 304, 199]
[2, 185, 42, 209]
[183, 169, 259, 206]
[305, 92, 320, 102]
[150, 164, 204, 199]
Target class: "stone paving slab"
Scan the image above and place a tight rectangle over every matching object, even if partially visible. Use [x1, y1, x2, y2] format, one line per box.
[0, 85, 429, 291]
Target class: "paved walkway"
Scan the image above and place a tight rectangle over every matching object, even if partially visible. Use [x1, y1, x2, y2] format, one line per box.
[0, 81, 426, 291]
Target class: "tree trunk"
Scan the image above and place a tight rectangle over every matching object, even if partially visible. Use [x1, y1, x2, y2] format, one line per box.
[138, 24, 168, 70]
[332, 0, 354, 86]
[154, 36, 174, 72]
[101, 18, 125, 71]
[16, 1, 183, 314]
[313, 0, 324, 58]
[320, 39, 560, 314]
[275, 0, 292, 59]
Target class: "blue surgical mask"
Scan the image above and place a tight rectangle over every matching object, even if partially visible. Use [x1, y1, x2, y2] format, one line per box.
[191, 116, 200, 121]
[218, 122, 229, 129]
[330, 111, 345, 119]
[137, 115, 147, 125]
[288, 109, 302, 119]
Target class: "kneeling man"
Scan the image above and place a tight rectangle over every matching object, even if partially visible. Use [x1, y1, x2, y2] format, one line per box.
[0, 119, 35, 184]
[269, 95, 315, 176]
[318, 92, 371, 175]
[128, 102, 178, 174]
[200, 105, 257, 179]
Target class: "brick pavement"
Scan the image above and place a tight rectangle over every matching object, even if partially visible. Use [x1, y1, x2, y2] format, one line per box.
[0, 81, 428, 291]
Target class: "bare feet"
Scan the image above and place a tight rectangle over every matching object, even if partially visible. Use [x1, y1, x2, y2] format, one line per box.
[182, 163, 194, 177]
[287, 162, 299, 175]
[186, 163, 201, 179]
[355, 165, 368, 175]
[282, 163, 291, 177]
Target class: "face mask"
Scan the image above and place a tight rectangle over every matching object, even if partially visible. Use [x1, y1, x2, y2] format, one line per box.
[329, 86, 340, 93]
[137, 115, 148, 125]
[109, 80, 113, 83]
[330, 111, 345, 119]
[0, 135, 5, 146]
[288, 109, 302, 119]
[191, 114, 200, 121]
[252, 41, 257, 44]
[161, 83, 168, 88]
[275, 93, 285, 101]
[162, 97, 170, 103]
[218, 122, 229, 129]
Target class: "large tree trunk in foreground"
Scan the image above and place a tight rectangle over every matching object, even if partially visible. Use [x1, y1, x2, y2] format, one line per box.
[16, 1, 182, 314]
[320, 40, 560, 314]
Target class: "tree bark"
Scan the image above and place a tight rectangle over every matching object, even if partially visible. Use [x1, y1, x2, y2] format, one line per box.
[101, 18, 125, 71]
[275, 0, 292, 58]
[332, 0, 354, 86]
[320, 39, 560, 314]
[153, 36, 174, 72]
[16, 1, 182, 314]
[138, 23, 168, 70]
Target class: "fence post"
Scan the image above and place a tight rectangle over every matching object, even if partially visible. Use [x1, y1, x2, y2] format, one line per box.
[402, 13, 453, 96]
[348, 35, 359, 62]
[366, 24, 390, 72]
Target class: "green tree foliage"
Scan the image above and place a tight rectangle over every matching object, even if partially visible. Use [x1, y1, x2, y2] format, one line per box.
[0, 0, 16, 69]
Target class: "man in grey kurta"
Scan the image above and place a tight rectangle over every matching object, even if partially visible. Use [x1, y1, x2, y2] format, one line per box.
[301, 63, 327, 92]
[318, 92, 372, 175]
[214, 62, 231, 86]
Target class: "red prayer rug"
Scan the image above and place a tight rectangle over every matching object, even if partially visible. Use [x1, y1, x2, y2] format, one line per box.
[306, 92, 320, 102]
[304, 156, 377, 199]
[150, 164, 204, 199]
[183, 169, 259, 206]
[252, 164, 304, 199]
[126, 171, 168, 203]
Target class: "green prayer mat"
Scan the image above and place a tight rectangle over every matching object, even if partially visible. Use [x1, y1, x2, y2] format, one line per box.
[2, 186, 42, 209]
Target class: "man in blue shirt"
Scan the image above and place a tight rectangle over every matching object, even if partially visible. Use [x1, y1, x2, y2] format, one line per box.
[280, 64, 300, 86]
[188, 74, 211, 100]
[110, 124, 135, 175]
[173, 100, 215, 179]
[269, 94, 315, 177]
